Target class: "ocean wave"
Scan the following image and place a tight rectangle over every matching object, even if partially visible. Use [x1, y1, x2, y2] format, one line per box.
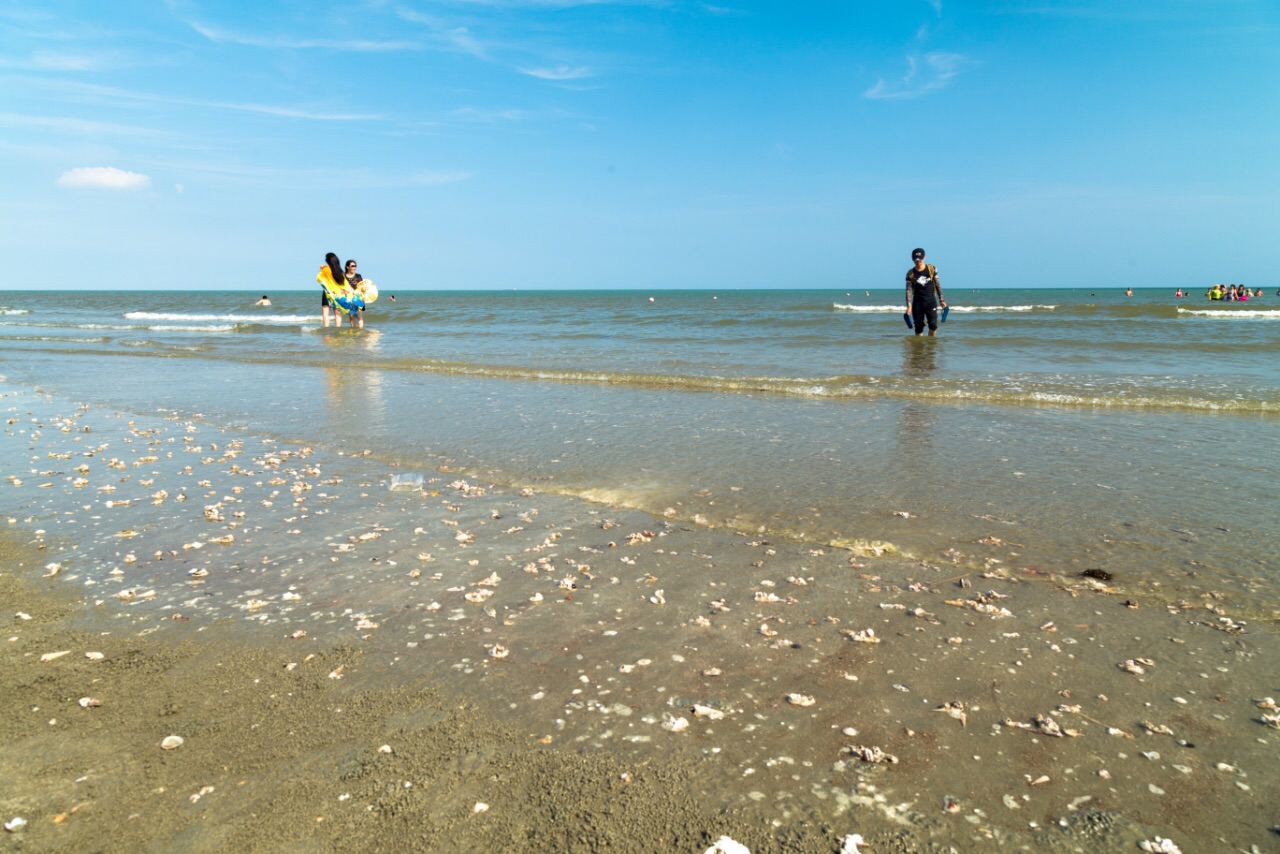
[123, 312, 317, 326]
[832, 304, 1058, 313]
[1178, 307, 1280, 319]
[147, 324, 236, 332]
[948, 305, 1058, 312]
[0, 309, 30, 315]
[832, 304, 901, 313]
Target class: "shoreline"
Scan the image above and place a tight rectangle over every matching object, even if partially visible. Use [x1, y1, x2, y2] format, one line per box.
[3, 386, 1278, 851]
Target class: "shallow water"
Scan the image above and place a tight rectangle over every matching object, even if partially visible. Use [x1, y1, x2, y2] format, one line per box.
[4, 384, 1278, 851]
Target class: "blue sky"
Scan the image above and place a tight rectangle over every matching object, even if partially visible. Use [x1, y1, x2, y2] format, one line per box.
[4, 0, 1278, 290]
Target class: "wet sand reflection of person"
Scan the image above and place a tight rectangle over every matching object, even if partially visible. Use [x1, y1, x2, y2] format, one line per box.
[897, 336, 939, 455]
[319, 329, 385, 431]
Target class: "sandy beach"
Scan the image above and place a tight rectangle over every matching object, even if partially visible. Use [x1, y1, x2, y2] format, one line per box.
[3, 385, 1278, 852]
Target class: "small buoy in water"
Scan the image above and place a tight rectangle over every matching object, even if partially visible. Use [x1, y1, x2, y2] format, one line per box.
[648, 297, 654, 302]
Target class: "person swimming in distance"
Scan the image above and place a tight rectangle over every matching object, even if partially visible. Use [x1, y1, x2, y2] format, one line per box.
[254, 295, 271, 306]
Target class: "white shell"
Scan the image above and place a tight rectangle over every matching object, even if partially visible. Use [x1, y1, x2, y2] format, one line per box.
[160, 735, 185, 750]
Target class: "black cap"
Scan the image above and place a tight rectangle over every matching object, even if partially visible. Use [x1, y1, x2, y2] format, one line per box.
[911, 248, 925, 261]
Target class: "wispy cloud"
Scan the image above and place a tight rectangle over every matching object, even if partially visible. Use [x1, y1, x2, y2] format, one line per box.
[11, 79, 381, 122]
[519, 64, 594, 80]
[0, 50, 120, 72]
[56, 166, 151, 190]
[190, 22, 419, 52]
[0, 111, 173, 139]
[450, 106, 532, 123]
[864, 51, 968, 100]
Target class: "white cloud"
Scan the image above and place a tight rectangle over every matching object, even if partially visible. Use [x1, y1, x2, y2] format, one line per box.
[190, 22, 418, 52]
[56, 166, 151, 190]
[519, 64, 593, 80]
[864, 52, 968, 100]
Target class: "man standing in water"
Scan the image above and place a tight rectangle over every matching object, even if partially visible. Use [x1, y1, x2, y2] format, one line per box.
[906, 247, 946, 337]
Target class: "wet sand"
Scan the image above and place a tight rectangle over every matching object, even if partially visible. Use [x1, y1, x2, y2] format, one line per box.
[2, 386, 1278, 852]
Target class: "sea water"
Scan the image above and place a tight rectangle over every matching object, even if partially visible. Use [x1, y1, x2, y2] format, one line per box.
[4, 288, 1276, 607]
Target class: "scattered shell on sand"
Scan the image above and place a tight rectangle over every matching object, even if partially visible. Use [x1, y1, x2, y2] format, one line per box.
[785, 693, 815, 707]
[85, 652, 104, 661]
[1120, 658, 1155, 675]
[40, 651, 71, 662]
[844, 745, 898, 764]
[486, 644, 509, 659]
[663, 716, 689, 733]
[1138, 838, 1182, 854]
[78, 697, 101, 708]
[4, 817, 27, 833]
[692, 704, 725, 720]
[160, 735, 184, 750]
[933, 701, 968, 727]
[702, 667, 723, 678]
[704, 836, 750, 854]
[840, 628, 880, 644]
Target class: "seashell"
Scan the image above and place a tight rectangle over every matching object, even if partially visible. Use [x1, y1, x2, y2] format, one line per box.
[702, 667, 722, 677]
[464, 589, 493, 604]
[487, 644, 509, 659]
[1119, 658, 1153, 675]
[290, 630, 307, 639]
[472, 802, 489, 813]
[705, 836, 750, 854]
[649, 590, 665, 605]
[933, 701, 968, 726]
[43, 562, 62, 577]
[755, 591, 784, 603]
[839, 835, 865, 854]
[328, 666, 344, 679]
[188, 568, 208, 578]
[844, 744, 898, 764]
[785, 693, 815, 707]
[692, 704, 725, 720]
[78, 697, 101, 708]
[4, 817, 28, 832]
[662, 716, 689, 733]
[40, 651, 71, 662]
[758, 623, 777, 637]
[1137, 838, 1182, 854]
[160, 735, 185, 750]
[1141, 721, 1175, 736]
[1254, 697, 1278, 711]
[85, 652, 104, 660]
[377, 744, 393, 754]
[840, 628, 880, 644]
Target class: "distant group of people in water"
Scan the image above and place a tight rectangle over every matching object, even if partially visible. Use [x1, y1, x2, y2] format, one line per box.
[1205, 284, 1266, 301]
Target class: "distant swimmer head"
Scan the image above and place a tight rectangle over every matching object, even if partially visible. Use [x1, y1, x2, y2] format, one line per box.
[911, 248, 926, 261]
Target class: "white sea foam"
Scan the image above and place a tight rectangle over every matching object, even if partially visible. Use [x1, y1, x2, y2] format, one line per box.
[1178, 308, 1280, 319]
[123, 312, 317, 326]
[832, 304, 901, 312]
[833, 304, 1057, 313]
[947, 305, 1057, 312]
[0, 309, 31, 315]
[147, 324, 236, 332]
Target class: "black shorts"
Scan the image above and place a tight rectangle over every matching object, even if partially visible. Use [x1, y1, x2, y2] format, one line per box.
[913, 301, 939, 333]
[321, 291, 329, 307]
